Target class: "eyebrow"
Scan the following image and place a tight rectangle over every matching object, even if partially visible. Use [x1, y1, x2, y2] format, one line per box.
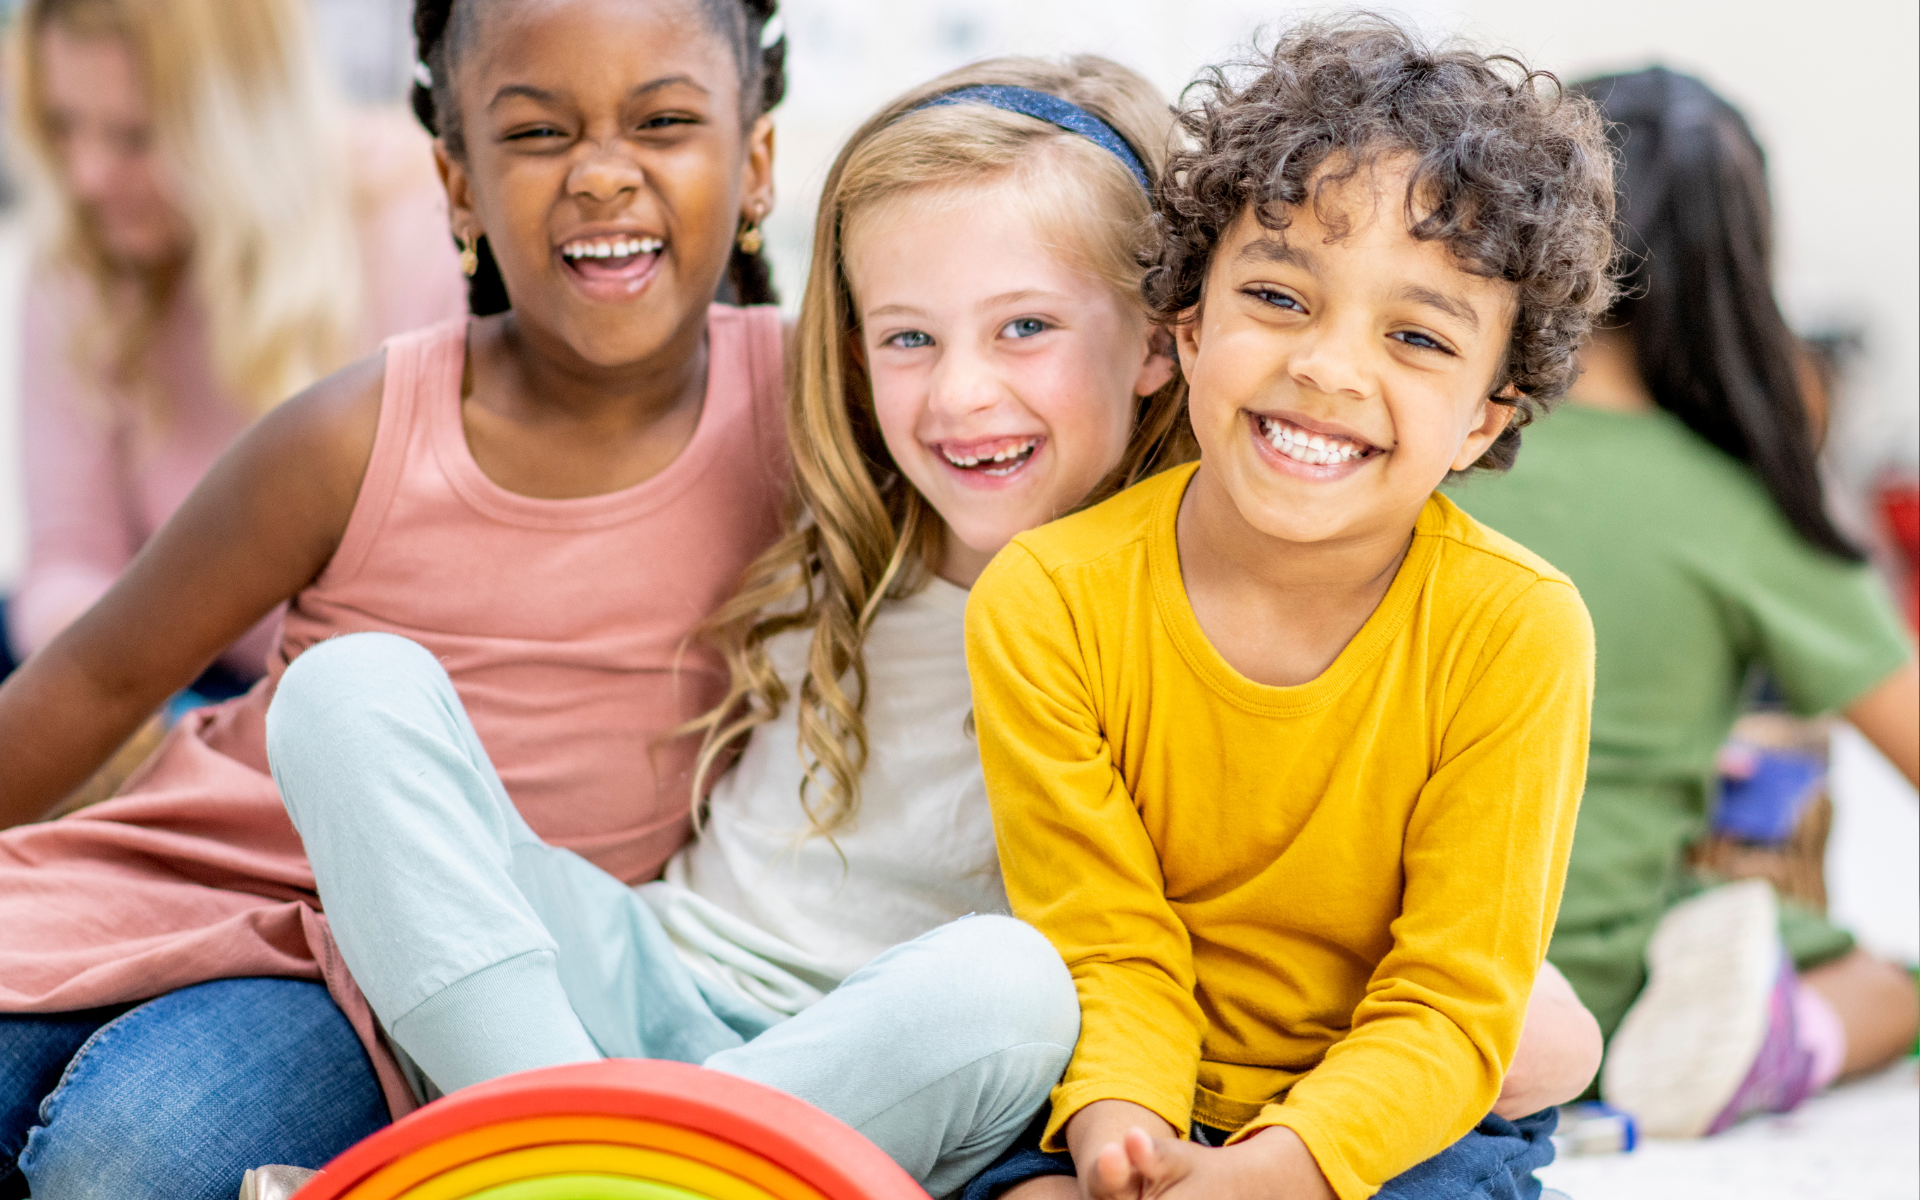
[1234, 238, 1314, 270]
[487, 76, 709, 111]
[865, 304, 927, 320]
[1395, 283, 1480, 330]
[980, 288, 1070, 309]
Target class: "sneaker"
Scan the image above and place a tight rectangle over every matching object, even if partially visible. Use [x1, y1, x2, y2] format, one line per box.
[1600, 880, 1814, 1137]
[237, 1165, 316, 1200]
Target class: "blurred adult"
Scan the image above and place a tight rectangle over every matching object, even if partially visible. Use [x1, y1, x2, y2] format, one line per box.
[1, 0, 465, 686]
[1453, 67, 1917, 1137]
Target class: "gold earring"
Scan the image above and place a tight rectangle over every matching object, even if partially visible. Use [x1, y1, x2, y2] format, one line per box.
[736, 221, 763, 256]
[459, 233, 479, 278]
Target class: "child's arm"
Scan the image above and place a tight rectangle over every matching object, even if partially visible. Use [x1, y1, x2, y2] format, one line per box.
[0, 355, 386, 827]
[1230, 579, 1594, 1198]
[965, 544, 1207, 1151]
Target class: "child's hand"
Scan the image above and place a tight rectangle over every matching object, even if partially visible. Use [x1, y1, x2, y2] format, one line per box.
[1064, 1102, 1337, 1200]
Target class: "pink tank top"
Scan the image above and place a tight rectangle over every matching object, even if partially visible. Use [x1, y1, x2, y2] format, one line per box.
[0, 304, 788, 1116]
[281, 306, 787, 878]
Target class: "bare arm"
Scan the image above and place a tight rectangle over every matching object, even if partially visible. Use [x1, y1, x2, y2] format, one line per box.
[1842, 656, 1919, 788]
[0, 354, 387, 827]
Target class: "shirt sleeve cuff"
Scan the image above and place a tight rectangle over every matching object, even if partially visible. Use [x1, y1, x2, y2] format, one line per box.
[1041, 1079, 1196, 1153]
[1230, 1107, 1374, 1200]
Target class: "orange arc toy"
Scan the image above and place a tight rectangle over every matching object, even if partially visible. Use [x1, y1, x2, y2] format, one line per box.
[290, 1060, 931, 1200]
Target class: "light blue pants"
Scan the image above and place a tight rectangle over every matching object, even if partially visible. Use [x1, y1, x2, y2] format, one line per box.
[267, 633, 1079, 1198]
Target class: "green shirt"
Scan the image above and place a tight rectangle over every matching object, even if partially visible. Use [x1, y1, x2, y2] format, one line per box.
[1449, 403, 1911, 1033]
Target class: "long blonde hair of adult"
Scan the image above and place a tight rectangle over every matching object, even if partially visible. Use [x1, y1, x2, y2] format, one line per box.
[9, 0, 360, 417]
[687, 56, 1192, 839]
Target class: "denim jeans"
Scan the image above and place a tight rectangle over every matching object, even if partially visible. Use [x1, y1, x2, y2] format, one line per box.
[0, 977, 388, 1200]
[269, 632, 1079, 1199]
[964, 1107, 1559, 1200]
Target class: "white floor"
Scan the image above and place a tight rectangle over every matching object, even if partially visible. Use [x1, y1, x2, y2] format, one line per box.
[1541, 1061, 1919, 1200]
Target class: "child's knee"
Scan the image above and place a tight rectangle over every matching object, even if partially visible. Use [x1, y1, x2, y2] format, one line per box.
[923, 916, 1080, 1051]
[269, 634, 446, 751]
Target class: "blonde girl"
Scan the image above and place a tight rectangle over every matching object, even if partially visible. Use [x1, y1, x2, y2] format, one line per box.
[3, 0, 465, 683]
[269, 56, 1185, 1196]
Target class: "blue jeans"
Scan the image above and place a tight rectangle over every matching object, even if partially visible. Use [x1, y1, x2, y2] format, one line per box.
[964, 1108, 1559, 1200]
[269, 631, 1079, 1198]
[0, 977, 388, 1200]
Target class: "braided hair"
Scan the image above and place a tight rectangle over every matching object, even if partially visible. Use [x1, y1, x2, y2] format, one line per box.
[410, 0, 787, 315]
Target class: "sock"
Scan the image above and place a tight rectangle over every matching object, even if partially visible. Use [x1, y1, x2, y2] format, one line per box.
[1790, 979, 1847, 1092]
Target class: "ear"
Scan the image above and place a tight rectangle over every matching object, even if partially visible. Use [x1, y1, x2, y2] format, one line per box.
[740, 114, 776, 228]
[435, 140, 479, 241]
[1451, 384, 1520, 472]
[1172, 305, 1203, 378]
[1133, 324, 1178, 397]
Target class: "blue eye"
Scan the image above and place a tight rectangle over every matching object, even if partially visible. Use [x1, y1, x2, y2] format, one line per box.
[1001, 317, 1049, 339]
[887, 330, 933, 349]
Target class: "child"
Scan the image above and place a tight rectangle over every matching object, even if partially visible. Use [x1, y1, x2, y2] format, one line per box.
[267, 57, 1185, 1197]
[964, 18, 1616, 1200]
[1452, 67, 1919, 1137]
[0, 0, 785, 1193]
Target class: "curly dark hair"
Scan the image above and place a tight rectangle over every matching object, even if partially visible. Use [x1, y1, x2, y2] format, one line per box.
[410, 0, 787, 315]
[1148, 15, 1616, 471]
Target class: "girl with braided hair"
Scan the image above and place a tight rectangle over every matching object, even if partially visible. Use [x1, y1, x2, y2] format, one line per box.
[0, 0, 791, 1194]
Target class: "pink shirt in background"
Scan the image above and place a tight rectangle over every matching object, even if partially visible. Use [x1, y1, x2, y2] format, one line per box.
[10, 110, 468, 672]
[0, 306, 791, 1116]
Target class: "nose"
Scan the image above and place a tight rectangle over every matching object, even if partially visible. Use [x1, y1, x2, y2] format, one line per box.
[1286, 315, 1374, 402]
[925, 342, 1009, 421]
[566, 141, 645, 205]
[62, 129, 121, 203]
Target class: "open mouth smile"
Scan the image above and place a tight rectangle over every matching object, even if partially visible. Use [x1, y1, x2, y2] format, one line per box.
[557, 234, 665, 288]
[936, 436, 1042, 478]
[1252, 413, 1381, 469]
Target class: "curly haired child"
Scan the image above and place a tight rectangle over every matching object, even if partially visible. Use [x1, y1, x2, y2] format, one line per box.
[964, 17, 1616, 1200]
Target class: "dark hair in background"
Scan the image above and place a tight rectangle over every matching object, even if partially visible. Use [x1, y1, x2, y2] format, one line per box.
[1148, 14, 1617, 473]
[1575, 68, 1860, 560]
[410, 0, 787, 316]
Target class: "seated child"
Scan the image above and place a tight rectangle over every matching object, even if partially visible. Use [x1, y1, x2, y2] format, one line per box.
[963, 17, 1617, 1200]
[268, 56, 1186, 1197]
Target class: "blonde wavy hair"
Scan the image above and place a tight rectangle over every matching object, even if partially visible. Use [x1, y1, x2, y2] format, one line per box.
[688, 56, 1192, 839]
[10, 0, 360, 417]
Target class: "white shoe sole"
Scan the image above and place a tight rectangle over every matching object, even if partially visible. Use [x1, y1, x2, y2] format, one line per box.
[1599, 879, 1779, 1138]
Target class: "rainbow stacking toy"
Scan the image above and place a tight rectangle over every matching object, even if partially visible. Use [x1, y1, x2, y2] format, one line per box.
[289, 1059, 931, 1200]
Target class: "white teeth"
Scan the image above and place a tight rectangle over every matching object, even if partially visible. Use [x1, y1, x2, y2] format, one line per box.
[942, 439, 1039, 471]
[562, 236, 664, 260]
[1256, 416, 1367, 467]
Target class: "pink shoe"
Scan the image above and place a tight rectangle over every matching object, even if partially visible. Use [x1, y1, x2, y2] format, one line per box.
[1600, 881, 1814, 1137]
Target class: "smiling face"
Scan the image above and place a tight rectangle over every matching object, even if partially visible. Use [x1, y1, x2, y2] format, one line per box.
[1176, 160, 1519, 550]
[845, 181, 1175, 585]
[442, 0, 773, 368]
[36, 24, 190, 269]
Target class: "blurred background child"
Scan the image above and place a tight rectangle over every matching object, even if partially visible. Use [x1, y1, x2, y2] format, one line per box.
[0, 0, 464, 691]
[1451, 66, 1918, 1139]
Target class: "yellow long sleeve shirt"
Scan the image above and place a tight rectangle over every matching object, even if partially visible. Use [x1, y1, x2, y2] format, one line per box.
[965, 464, 1593, 1200]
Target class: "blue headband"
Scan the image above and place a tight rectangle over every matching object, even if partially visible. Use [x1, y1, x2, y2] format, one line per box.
[914, 85, 1151, 192]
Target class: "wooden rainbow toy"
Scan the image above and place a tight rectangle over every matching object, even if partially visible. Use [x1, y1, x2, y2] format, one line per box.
[289, 1059, 931, 1200]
